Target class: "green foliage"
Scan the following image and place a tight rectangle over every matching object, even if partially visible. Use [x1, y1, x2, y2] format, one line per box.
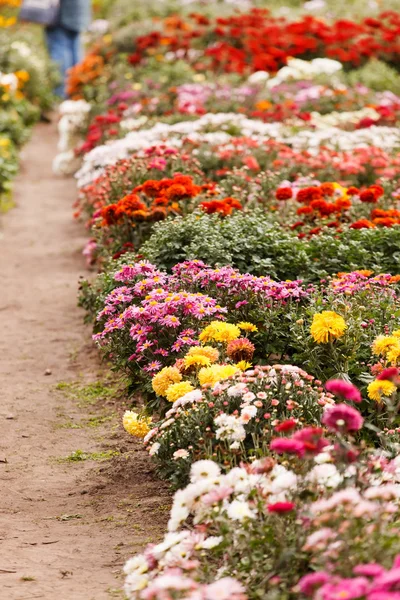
[141, 210, 400, 281]
[344, 59, 400, 95]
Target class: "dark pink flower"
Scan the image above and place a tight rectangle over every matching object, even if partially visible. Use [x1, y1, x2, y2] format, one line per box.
[325, 379, 362, 403]
[298, 572, 330, 597]
[293, 427, 329, 455]
[353, 564, 386, 578]
[274, 419, 298, 433]
[270, 438, 304, 456]
[377, 367, 399, 381]
[318, 577, 369, 599]
[267, 502, 295, 513]
[322, 404, 364, 432]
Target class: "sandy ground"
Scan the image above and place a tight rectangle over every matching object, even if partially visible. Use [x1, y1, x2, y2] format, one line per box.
[0, 123, 169, 600]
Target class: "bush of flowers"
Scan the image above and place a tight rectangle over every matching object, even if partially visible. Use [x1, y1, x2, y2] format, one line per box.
[143, 364, 333, 487]
[56, 4, 400, 596]
[90, 258, 308, 405]
[123, 388, 400, 600]
[0, 11, 56, 204]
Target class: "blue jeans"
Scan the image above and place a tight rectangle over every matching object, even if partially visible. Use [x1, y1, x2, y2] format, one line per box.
[46, 26, 82, 98]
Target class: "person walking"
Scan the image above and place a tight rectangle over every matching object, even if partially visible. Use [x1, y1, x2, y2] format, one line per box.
[45, 0, 91, 98]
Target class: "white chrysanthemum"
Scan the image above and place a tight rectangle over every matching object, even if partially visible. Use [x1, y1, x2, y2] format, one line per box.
[240, 404, 257, 423]
[227, 499, 256, 521]
[149, 442, 160, 456]
[172, 389, 202, 409]
[215, 414, 246, 443]
[200, 536, 224, 549]
[247, 70, 270, 85]
[270, 466, 298, 496]
[124, 572, 149, 595]
[227, 382, 248, 397]
[123, 554, 148, 575]
[190, 460, 221, 483]
[307, 464, 342, 489]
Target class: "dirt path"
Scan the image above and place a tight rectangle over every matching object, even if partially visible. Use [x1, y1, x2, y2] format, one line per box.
[0, 123, 169, 600]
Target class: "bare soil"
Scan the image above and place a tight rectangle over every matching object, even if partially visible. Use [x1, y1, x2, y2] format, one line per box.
[0, 123, 170, 600]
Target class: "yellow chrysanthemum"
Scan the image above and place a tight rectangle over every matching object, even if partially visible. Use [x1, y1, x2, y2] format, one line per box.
[236, 361, 252, 371]
[199, 321, 241, 344]
[165, 381, 195, 403]
[198, 364, 239, 387]
[152, 366, 182, 397]
[187, 345, 220, 363]
[371, 336, 400, 357]
[123, 411, 152, 438]
[393, 330, 400, 337]
[237, 322, 258, 333]
[310, 311, 347, 344]
[387, 344, 400, 365]
[183, 354, 211, 368]
[367, 379, 396, 403]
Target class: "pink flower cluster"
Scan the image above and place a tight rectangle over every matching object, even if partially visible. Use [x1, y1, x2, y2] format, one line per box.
[172, 260, 308, 301]
[299, 555, 400, 600]
[93, 259, 309, 371]
[329, 272, 399, 296]
[139, 570, 246, 600]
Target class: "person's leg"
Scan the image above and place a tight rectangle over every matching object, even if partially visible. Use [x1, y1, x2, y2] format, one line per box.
[60, 29, 82, 98]
[71, 31, 83, 67]
[45, 26, 69, 98]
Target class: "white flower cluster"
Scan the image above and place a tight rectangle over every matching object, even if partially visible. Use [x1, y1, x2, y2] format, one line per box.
[53, 99, 91, 176]
[0, 71, 18, 92]
[75, 112, 282, 187]
[267, 57, 343, 89]
[75, 108, 400, 188]
[124, 458, 297, 597]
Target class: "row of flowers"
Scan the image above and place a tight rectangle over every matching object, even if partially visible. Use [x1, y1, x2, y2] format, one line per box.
[0, 12, 57, 205]
[60, 4, 400, 599]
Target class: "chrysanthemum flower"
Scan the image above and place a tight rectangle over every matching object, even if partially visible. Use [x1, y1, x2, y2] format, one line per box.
[165, 381, 195, 403]
[183, 354, 211, 369]
[387, 344, 400, 365]
[325, 379, 361, 403]
[367, 379, 396, 403]
[236, 360, 252, 372]
[187, 345, 220, 363]
[198, 364, 239, 387]
[372, 335, 400, 357]
[152, 366, 182, 396]
[237, 322, 258, 333]
[199, 321, 241, 344]
[310, 311, 346, 344]
[227, 337, 255, 362]
[123, 411, 151, 438]
[322, 404, 363, 432]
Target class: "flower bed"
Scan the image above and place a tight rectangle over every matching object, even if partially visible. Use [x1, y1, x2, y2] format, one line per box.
[59, 2, 400, 598]
[0, 4, 56, 207]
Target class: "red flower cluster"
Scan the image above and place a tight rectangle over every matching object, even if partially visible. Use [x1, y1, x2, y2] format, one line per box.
[76, 104, 128, 155]
[128, 10, 400, 75]
[101, 175, 205, 227]
[200, 196, 242, 216]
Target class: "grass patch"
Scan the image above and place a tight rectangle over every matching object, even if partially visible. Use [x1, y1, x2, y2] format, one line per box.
[86, 414, 113, 427]
[58, 449, 120, 463]
[55, 378, 122, 407]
